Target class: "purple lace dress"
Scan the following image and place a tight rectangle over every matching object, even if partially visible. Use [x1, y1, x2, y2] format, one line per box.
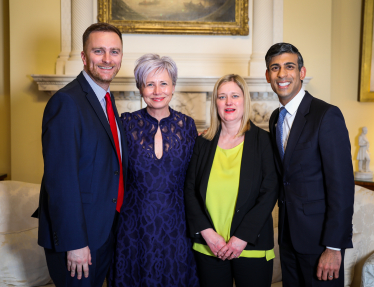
[109, 108, 199, 287]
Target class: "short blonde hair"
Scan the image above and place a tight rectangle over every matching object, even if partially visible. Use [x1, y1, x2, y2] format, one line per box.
[134, 54, 178, 90]
[203, 74, 251, 141]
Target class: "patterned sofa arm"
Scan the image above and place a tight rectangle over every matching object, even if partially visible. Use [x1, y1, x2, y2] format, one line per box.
[361, 252, 374, 287]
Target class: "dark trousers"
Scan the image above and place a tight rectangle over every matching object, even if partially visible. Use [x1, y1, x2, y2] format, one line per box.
[44, 212, 119, 287]
[194, 250, 273, 287]
[280, 214, 345, 287]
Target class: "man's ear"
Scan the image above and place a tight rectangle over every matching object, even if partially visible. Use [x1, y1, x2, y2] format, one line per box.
[81, 51, 87, 66]
[299, 66, 306, 80]
[265, 70, 270, 83]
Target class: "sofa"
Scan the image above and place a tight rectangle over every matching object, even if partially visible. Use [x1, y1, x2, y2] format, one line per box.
[0, 181, 373, 287]
[270, 185, 374, 287]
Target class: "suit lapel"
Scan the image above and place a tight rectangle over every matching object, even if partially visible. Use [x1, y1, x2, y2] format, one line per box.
[77, 73, 116, 152]
[199, 129, 220, 205]
[269, 109, 283, 174]
[283, 92, 312, 168]
[235, 127, 255, 210]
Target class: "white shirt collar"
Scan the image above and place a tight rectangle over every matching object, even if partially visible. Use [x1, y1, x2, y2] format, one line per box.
[82, 70, 110, 103]
[279, 88, 306, 116]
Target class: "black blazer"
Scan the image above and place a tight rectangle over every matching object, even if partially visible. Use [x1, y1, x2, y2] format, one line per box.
[184, 122, 278, 251]
[269, 92, 354, 254]
[38, 72, 128, 252]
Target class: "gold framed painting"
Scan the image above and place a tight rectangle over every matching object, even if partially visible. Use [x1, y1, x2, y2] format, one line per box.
[359, 0, 374, 101]
[98, 0, 249, 35]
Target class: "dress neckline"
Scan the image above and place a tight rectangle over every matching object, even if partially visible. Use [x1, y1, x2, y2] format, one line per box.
[141, 107, 175, 124]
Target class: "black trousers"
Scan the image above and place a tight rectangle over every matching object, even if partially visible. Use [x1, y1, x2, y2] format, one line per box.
[280, 213, 345, 287]
[194, 250, 273, 287]
[44, 212, 119, 287]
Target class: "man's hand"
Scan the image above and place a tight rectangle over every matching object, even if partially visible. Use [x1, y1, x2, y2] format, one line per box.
[217, 236, 247, 261]
[200, 228, 226, 257]
[67, 246, 92, 279]
[316, 248, 342, 280]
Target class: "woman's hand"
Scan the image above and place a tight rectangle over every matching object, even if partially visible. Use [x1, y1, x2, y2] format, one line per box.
[217, 236, 247, 261]
[200, 228, 226, 257]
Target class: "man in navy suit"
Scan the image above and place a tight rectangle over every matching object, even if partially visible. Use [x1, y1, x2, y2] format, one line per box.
[37, 23, 127, 287]
[267, 43, 354, 286]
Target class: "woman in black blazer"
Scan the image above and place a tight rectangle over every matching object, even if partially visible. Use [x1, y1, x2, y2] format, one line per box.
[184, 74, 279, 287]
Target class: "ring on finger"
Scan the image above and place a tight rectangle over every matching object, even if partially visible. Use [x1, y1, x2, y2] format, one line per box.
[328, 275, 333, 278]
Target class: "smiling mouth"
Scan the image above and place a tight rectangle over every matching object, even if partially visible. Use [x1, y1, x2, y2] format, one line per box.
[98, 66, 114, 70]
[225, 108, 236, 113]
[277, 82, 290, 88]
[152, 97, 165, 102]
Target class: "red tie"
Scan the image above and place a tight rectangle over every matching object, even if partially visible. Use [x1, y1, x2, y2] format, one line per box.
[105, 92, 124, 212]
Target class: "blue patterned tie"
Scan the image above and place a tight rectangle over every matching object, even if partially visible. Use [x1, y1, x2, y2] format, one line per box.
[276, 107, 288, 161]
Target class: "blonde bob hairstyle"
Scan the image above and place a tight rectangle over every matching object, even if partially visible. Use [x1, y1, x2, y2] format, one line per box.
[203, 74, 251, 141]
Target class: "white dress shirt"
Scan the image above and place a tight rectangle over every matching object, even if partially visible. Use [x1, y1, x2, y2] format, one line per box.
[277, 88, 339, 251]
[278, 88, 305, 150]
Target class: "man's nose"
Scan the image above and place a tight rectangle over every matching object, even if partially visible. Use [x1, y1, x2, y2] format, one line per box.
[278, 67, 287, 78]
[102, 52, 110, 63]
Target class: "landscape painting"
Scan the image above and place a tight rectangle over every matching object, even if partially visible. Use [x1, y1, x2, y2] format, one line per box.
[359, 0, 374, 101]
[98, 0, 249, 35]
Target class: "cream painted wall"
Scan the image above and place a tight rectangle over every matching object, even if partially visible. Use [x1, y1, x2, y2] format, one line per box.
[0, 0, 10, 179]
[9, 0, 60, 183]
[6, 0, 370, 182]
[331, 0, 374, 174]
[283, 0, 332, 103]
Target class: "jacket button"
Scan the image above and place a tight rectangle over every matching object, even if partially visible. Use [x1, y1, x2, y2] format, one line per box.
[112, 198, 117, 203]
[236, 210, 239, 213]
[258, 234, 260, 237]
[114, 171, 119, 175]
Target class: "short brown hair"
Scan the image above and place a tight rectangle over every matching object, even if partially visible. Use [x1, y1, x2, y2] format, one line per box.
[82, 23, 122, 51]
[204, 74, 251, 140]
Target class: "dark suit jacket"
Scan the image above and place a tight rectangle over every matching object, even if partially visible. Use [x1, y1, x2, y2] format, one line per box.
[38, 72, 128, 252]
[184, 123, 278, 250]
[269, 91, 354, 254]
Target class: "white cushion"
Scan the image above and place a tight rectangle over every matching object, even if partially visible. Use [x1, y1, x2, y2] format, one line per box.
[361, 252, 374, 287]
[344, 233, 362, 287]
[0, 181, 51, 286]
[0, 181, 41, 233]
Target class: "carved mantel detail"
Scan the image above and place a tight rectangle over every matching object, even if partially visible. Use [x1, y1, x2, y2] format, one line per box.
[31, 75, 311, 130]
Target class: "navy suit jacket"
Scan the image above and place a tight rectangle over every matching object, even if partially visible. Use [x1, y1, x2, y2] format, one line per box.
[269, 91, 354, 254]
[38, 72, 128, 252]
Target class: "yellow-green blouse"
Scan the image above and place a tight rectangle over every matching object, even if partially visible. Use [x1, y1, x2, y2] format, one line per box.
[193, 142, 274, 261]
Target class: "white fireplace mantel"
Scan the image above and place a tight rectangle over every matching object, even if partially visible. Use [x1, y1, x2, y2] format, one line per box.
[31, 74, 312, 131]
[31, 74, 311, 95]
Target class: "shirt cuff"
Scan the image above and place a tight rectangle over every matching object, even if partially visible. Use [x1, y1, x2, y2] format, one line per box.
[326, 246, 341, 251]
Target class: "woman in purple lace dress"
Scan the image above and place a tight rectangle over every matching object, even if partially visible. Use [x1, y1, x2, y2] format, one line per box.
[109, 54, 199, 287]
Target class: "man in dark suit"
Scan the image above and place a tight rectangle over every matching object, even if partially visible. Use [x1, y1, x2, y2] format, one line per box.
[37, 23, 127, 287]
[266, 43, 354, 286]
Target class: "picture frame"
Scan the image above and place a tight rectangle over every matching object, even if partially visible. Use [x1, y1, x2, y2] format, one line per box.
[98, 0, 249, 35]
[359, 0, 374, 101]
